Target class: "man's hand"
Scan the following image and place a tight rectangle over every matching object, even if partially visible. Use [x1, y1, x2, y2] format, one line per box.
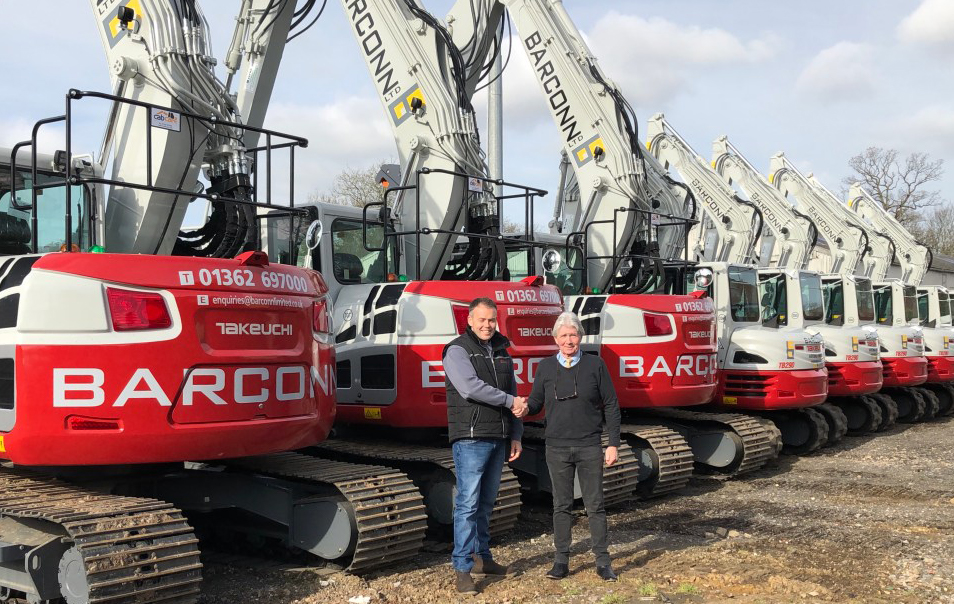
[604, 445, 618, 467]
[511, 396, 529, 418]
[509, 440, 523, 462]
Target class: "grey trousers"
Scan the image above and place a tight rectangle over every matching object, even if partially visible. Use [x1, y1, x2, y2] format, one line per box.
[545, 444, 610, 566]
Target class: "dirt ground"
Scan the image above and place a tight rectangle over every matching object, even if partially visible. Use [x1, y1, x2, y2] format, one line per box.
[199, 415, 954, 604]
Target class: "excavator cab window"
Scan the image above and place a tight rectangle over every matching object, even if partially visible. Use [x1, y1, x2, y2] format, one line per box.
[330, 218, 396, 284]
[856, 278, 876, 323]
[0, 167, 89, 254]
[939, 291, 952, 327]
[728, 266, 760, 323]
[873, 285, 892, 324]
[506, 249, 530, 280]
[822, 279, 844, 326]
[758, 273, 787, 328]
[264, 211, 318, 267]
[903, 285, 919, 324]
[799, 272, 825, 322]
[917, 290, 931, 327]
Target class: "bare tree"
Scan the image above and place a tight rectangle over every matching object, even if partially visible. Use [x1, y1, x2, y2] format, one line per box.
[308, 163, 391, 208]
[842, 147, 944, 226]
[909, 203, 954, 258]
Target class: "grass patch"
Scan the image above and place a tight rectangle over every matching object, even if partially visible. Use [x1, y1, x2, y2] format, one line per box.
[675, 582, 699, 594]
[637, 582, 658, 596]
[599, 595, 626, 604]
[561, 581, 583, 596]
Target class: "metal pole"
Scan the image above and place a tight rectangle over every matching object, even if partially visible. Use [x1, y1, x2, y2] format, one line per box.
[487, 21, 504, 204]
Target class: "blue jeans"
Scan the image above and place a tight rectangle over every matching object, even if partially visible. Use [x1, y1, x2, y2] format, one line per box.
[451, 437, 507, 572]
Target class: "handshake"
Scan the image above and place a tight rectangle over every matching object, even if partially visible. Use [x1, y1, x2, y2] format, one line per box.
[511, 396, 530, 418]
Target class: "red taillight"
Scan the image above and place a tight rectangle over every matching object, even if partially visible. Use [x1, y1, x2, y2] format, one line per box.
[66, 416, 122, 431]
[452, 304, 469, 335]
[644, 312, 673, 337]
[313, 297, 332, 333]
[106, 288, 172, 331]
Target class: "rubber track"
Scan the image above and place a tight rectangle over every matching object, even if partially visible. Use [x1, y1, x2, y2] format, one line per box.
[915, 386, 940, 420]
[933, 383, 954, 416]
[901, 387, 928, 422]
[815, 402, 850, 443]
[867, 393, 898, 430]
[619, 424, 694, 498]
[520, 426, 641, 508]
[0, 468, 201, 604]
[310, 441, 521, 537]
[830, 397, 880, 435]
[224, 452, 427, 573]
[642, 409, 781, 475]
[782, 408, 830, 455]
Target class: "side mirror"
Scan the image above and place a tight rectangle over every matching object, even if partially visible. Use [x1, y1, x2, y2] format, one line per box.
[305, 220, 323, 251]
[542, 249, 562, 273]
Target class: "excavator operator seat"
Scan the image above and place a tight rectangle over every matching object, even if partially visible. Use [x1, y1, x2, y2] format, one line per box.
[334, 252, 364, 284]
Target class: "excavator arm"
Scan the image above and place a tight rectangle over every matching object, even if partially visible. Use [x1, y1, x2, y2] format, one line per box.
[90, 0, 300, 258]
[445, 0, 692, 292]
[768, 153, 867, 275]
[340, 0, 506, 281]
[847, 182, 931, 285]
[803, 174, 894, 281]
[711, 136, 817, 270]
[646, 114, 761, 265]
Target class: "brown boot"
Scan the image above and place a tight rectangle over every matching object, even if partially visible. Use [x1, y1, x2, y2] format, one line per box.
[472, 557, 509, 576]
[456, 571, 478, 595]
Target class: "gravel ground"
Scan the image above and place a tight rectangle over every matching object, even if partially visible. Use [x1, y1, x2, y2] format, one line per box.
[199, 416, 954, 604]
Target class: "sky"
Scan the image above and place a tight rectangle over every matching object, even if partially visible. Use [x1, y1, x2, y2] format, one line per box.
[1, 0, 952, 231]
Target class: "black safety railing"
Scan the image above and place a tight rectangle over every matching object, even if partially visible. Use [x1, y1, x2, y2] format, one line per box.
[362, 166, 549, 280]
[8, 89, 310, 255]
[563, 205, 697, 294]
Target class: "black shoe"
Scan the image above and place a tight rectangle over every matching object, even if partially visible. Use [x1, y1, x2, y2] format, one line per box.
[472, 557, 509, 576]
[546, 562, 569, 580]
[455, 571, 478, 595]
[596, 565, 618, 582]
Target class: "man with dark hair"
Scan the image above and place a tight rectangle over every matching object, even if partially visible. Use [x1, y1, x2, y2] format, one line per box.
[443, 297, 528, 595]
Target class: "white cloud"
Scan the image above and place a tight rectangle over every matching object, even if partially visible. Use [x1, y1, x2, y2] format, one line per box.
[897, 0, 954, 52]
[261, 96, 395, 199]
[588, 12, 781, 107]
[892, 104, 954, 156]
[0, 118, 64, 152]
[795, 42, 878, 103]
[474, 13, 781, 133]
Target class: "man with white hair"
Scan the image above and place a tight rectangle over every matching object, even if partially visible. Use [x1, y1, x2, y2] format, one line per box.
[527, 311, 621, 582]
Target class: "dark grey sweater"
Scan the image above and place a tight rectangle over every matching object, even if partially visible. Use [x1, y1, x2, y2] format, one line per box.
[527, 354, 621, 448]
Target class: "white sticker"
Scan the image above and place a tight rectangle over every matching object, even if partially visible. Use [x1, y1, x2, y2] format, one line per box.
[495, 291, 505, 301]
[468, 177, 483, 193]
[151, 108, 182, 132]
[179, 271, 195, 286]
[197, 295, 209, 306]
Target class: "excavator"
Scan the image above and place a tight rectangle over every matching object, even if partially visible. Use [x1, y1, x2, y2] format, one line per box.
[844, 182, 950, 419]
[273, 0, 645, 537]
[710, 135, 899, 448]
[0, 2, 439, 602]
[767, 153, 897, 432]
[796, 173, 933, 422]
[444, 0, 782, 489]
[646, 115, 832, 455]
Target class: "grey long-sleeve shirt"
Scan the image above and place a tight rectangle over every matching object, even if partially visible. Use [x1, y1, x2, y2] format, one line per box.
[443, 343, 524, 442]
